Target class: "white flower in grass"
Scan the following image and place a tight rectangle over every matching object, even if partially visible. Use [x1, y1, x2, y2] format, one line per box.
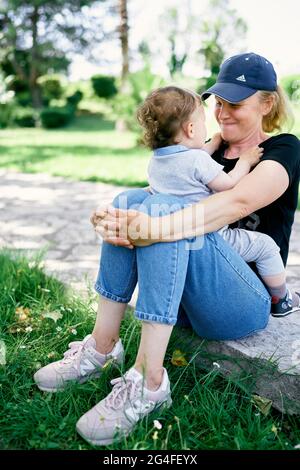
[153, 420, 162, 430]
[56, 326, 62, 332]
[25, 326, 33, 333]
[71, 328, 77, 335]
[19, 345, 27, 349]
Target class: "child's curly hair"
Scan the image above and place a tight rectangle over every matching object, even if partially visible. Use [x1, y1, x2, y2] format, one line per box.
[137, 86, 202, 150]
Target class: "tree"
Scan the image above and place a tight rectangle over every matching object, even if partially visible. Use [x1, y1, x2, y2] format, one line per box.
[0, 0, 106, 108]
[198, 0, 247, 92]
[118, 0, 129, 88]
[161, 5, 194, 78]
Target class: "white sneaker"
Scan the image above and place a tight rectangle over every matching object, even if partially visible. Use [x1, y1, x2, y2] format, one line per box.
[34, 335, 124, 392]
[76, 367, 172, 446]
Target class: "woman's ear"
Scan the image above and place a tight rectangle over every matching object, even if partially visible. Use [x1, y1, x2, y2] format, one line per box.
[261, 96, 275, 116]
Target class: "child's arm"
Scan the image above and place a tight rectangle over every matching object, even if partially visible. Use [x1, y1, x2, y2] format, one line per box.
[207, 146, 263, 192]
[202, 133, 223, 155]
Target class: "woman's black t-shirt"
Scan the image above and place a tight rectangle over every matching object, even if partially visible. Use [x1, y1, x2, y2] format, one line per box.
[211, 133, 300, 266]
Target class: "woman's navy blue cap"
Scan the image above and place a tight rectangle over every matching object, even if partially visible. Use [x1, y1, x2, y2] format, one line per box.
[201, 52, 277, 103]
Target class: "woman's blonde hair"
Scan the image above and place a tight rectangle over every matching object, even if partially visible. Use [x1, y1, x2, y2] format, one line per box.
[137, 86, 202, 150]
[258, 85, 294, 133]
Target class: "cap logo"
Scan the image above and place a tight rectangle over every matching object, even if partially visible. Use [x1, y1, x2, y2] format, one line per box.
[236, 75, 246, 82]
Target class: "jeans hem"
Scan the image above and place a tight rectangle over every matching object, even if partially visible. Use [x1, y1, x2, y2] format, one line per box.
[135, 309, 177, 325]
[94, 284, 131, 303]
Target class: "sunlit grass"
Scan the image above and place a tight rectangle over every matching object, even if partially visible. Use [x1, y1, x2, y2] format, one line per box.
[1, 249, 300, 450]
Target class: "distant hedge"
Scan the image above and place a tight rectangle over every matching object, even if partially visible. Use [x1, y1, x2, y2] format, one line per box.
[40, 106, 74, 129]
[91, 75, 118, 99]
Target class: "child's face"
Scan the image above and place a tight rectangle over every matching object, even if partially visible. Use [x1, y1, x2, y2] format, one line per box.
[188, 104, 207, 148]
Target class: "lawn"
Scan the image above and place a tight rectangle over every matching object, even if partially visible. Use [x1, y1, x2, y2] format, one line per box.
[1, 249, 300, 450]
[0, 116, 150, 187]
[0, 103, 299, 190]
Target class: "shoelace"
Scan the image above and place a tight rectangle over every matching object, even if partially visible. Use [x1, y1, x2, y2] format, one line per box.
[105, 376, 142, 411]
[61, 341, 86, 373]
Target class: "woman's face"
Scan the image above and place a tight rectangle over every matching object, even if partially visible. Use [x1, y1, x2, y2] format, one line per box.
[214, 93, 265, 143]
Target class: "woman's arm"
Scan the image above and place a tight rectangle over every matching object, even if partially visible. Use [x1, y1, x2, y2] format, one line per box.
[159, 160, 289, 241]
[95, 160, 289, 246]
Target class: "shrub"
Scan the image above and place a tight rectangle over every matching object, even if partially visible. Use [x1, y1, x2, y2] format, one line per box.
[111, 67, 165, 130]
[15, 91, 32, 107]
[0, 76, 15, 128]
[40, 106, 73, 129]
[13, 108, 36, 127]
[38, 75, 64, 101]
[66, 90, 83, 107]
[91, 75, 118, 99]
[280, 74, 300, 102]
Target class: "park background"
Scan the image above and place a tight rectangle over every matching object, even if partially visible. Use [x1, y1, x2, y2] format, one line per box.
[0, 0, 300, 451]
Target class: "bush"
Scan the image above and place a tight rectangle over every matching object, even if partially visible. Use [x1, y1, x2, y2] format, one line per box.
[91, 75, 118, 99]
[38, 75, 64, 101]
[66, 90, 83, 107]
[13, 108, 36, 127]
[280, 74, 300, 102]
[15, 91, 32, 107]
[40, 106, 73, 129]
[111, 67, 165, 130]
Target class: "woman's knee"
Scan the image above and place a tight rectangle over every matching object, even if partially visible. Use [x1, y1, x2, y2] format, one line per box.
[112, 189, 149, 210]
[138, 193, 186, 216]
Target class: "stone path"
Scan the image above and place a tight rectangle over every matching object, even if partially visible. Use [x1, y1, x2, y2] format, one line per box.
[1, 169, 300, 413]
[0, 170, 123, 292]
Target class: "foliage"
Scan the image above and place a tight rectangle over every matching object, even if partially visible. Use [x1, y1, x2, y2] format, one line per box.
[0, 1, 107, 107]
[197, 0, 247, 93]
[40, 106, 74, 129]
[13, 107, 36, 127]
[112, 67, 165, 130]
[163, 8, 191, 77]
[66, 90, 83, 107]
[280, 75, 300, 103]
[38, 75, 64, 102]
[91, 75, 118, 99]
[0, 74, 15, 128]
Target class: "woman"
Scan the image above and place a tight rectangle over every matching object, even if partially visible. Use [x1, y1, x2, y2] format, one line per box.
[34, 53, 300, 446]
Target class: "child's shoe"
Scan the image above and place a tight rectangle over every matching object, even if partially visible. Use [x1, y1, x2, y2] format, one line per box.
[271, 289, 300, 317]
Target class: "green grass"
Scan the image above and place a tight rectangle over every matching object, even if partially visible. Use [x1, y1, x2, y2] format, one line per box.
[1, 249, 300, 450]
[0, 116, 150, 187]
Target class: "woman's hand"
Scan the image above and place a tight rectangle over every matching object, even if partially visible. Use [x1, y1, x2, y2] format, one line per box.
[91, 204, 154, 248]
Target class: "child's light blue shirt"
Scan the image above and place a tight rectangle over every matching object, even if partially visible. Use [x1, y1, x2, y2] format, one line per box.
[148, 144, 224, 204]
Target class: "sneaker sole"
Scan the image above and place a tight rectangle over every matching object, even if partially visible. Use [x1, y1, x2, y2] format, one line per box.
[76, 397, 173, 447]
[271, 305, 300, 317]
[35, 372, 102, 392]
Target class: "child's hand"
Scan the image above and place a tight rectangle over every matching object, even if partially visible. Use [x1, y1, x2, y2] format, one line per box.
[210, 132, 223, 147]
[239, 146, 264, 167]
[202, 132, 223, 155]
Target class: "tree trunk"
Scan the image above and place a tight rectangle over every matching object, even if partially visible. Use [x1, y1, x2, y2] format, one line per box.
[116, 0, 130, 131]
[118, 0, 129, 88]
[29, 5, 42, 109]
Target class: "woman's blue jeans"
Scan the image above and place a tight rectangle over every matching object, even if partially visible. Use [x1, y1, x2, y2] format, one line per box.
[95, 189, 271, 341]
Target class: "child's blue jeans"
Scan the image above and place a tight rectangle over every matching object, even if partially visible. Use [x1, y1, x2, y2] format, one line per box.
[95, 189, 271, 340]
